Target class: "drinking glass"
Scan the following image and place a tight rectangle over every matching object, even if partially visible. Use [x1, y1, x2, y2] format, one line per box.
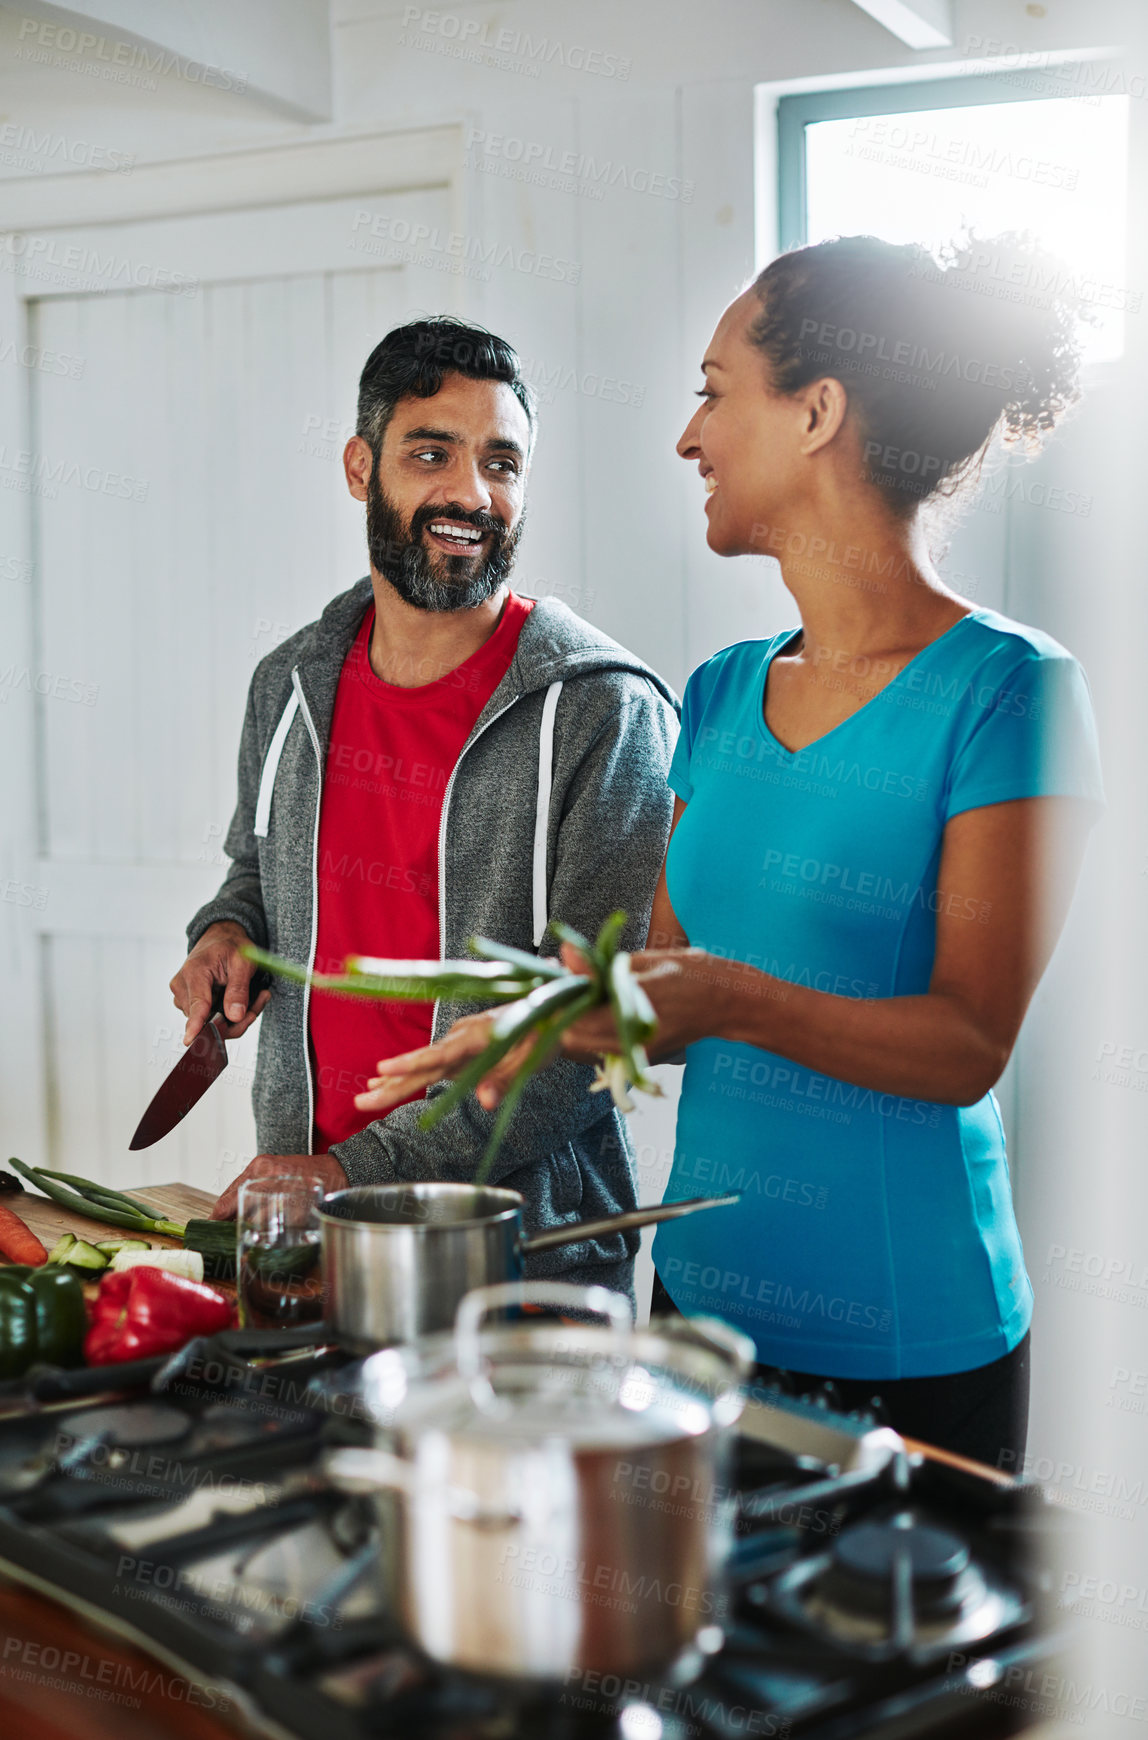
[236, 1175, 325, 1329]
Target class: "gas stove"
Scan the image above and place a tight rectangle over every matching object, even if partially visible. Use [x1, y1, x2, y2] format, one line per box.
[0, 1331, 1074, 1739]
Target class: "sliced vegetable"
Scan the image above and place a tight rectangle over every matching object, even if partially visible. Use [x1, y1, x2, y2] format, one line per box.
[0, 1264, 86, 1378]
[0, 1202, 48, 1267]
[183, 1219, 239, 1280]
[64, 1239, 109, 1273]
[47, 1234, 77, 1266]
[84, 1266, 232, 1365]
[109, 1247, 204, 1282]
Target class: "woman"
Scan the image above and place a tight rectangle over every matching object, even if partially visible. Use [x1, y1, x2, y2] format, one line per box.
[355, 233, 1104, 1469]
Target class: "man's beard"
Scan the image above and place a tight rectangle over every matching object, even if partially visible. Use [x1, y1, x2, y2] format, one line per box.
[365, 469, 523, 613]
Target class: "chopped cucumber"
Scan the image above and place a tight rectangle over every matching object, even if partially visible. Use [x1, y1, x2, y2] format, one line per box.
[182, 1219, 238, 1280]
[94, 1239, 149, 1256]
[47, 1234, 76, 1265]
[66, 1239, 109, 1272]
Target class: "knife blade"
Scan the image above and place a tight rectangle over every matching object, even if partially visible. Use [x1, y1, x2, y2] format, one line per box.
[129, 971, 270, 1150]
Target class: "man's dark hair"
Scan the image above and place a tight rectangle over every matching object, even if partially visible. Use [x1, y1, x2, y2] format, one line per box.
[356, 316, 536, 455]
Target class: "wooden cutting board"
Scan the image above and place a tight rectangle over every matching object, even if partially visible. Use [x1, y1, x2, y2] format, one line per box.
[9, 1181, 216, 1254]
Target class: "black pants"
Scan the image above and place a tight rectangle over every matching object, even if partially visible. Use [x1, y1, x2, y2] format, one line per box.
[649, 1273, 1029, 1472]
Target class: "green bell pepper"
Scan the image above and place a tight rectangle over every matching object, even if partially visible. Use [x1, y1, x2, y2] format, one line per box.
[0, 1263, 87, 1379]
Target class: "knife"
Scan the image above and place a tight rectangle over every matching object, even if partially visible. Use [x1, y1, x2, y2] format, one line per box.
[129, 970, 271, 1150]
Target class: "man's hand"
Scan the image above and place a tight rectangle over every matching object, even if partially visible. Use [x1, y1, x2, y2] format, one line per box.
[170, 921, 271, 1046]
[211, 1153, 349, 1221]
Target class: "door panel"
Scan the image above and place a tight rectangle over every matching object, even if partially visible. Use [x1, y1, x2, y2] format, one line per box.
[32, 257, 422, 1189]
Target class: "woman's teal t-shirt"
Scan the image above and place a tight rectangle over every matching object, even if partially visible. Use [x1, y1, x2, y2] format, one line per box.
[651, 608, 1104, 1379]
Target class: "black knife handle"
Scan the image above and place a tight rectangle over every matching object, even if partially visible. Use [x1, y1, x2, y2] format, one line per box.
[209, 967, 272, 1027]
[249, 965, 273, 1001]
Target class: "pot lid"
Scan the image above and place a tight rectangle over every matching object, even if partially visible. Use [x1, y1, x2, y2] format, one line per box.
[360, 1281, 752, 1451]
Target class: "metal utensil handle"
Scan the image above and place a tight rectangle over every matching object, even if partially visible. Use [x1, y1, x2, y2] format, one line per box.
[657, 1312, 756, 1372]
[520, 1192, 740, 1256]
[324, 1445, 517, 1524]
[455, 1281, 633, 1413]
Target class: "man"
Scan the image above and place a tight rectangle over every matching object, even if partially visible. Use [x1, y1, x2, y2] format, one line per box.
[170, 316, 678, 1300]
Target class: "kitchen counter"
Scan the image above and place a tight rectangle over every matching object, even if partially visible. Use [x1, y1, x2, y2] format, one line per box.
[0, 1571, 259, 1740]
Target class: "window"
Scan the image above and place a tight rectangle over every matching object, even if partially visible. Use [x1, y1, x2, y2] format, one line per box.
[774, 74, 1129, 363]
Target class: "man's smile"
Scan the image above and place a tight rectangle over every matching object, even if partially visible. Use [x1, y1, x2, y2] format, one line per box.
[424, 517, 491, 554]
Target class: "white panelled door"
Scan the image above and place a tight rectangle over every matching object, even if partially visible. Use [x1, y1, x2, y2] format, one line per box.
[13, 179, 456, 1195]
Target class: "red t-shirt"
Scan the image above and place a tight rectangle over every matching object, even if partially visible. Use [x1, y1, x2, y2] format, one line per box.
[309, 593, 533, 1153]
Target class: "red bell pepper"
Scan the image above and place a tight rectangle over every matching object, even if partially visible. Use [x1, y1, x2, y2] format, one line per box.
[84, 1266, 233, 1364]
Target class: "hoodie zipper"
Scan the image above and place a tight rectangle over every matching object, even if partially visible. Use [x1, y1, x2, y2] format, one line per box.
[432, 698, 521, 1039]
[288, 676, 526, 1133]
[291, 667, 324, 1151]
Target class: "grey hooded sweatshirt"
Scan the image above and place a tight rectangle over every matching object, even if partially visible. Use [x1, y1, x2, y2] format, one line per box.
[187, 579, 679, 1295]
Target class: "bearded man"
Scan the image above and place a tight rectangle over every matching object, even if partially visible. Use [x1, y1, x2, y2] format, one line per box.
[169, 317, 678, 1302]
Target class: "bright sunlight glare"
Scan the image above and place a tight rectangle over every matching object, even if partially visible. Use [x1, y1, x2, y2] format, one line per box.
[804, 95, 1130, 363]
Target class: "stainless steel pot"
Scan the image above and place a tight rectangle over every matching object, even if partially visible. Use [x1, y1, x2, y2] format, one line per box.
[319, 1183, 737, 1350]
[327, 1280, 755, 1682]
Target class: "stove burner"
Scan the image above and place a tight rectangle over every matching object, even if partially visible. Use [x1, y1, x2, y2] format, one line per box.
[763, 1507, 1023, 1662]
[57, 1403, 192, 1450]
[824, 1517, 972, 1621]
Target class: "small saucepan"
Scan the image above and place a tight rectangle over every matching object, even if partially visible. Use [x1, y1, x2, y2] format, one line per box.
[319, 1183, 737, 1350]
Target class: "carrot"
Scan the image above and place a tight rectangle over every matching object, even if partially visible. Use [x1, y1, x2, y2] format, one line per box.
[0, 1202, 48, 1266]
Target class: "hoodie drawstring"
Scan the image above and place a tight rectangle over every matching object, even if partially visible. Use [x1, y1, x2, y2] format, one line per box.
[532, 681, 564, 947]
[253, 689, 300, 838]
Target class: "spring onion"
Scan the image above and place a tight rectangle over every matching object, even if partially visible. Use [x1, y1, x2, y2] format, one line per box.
[37, 1171, 159, 1219]
[6, 1157, 186, 1238]
[244, 912, 661, 1178]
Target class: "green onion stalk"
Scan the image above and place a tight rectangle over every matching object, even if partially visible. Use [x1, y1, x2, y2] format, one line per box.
[242, 912, 661, 1178]
[6, 1157, 188, 1238]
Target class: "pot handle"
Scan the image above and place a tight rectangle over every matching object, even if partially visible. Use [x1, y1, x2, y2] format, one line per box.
[655, 1312, 757, 1376]
[325, 1443, 415, 1496]
[520, 1192, 739, 1255]
[650, 1312, 757, 1426]
[455, 1281, 632, 1412]
[324, 1445, 520, 1526]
